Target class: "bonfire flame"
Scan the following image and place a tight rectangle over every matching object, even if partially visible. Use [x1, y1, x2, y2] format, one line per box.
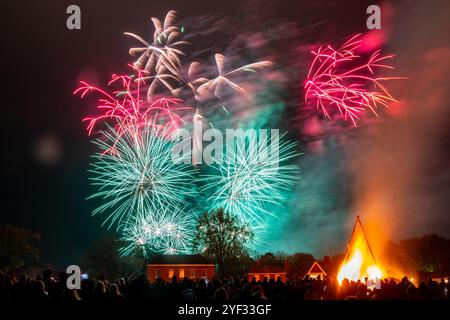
[337, 216, 384, 285]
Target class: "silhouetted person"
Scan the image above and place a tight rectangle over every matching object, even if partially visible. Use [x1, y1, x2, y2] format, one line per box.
[29, 280, 52, 303]
[62, 288, 82, 303]
[92, 280, 108, 303]
[196, 278, 210, 303]
[304, 283, 320, 300]
[110, 283, 125, 303]
[214, 287, 228, 303]
[180, 288, 195, 303]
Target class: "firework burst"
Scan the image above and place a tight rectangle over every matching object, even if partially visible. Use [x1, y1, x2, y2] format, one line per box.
[197, 53, 273, 99]
[125, 10, 188, 98]
[305, 34, 402, 125]
[201, 132, 299, 224]
[74, 71, 192, 138]
[124, 11, 272, 106]
[118, 207, 197, 257]
[88, 122, 196, 229]
[75, 10, 286, 256]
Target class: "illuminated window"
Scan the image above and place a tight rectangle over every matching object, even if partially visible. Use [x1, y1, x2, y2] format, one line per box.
[189, 269, 195, 278]
[155, 269, 161, 279]
[168, 269, 174, 279]
[201, 269, 207, 278]
[179, 268, 185, 279]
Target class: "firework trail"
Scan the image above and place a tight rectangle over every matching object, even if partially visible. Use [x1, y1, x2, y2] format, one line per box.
[74, 70, 192, 139]
[88, 122, 196, 229]
[124, 10, 274, 170]
[124, 10, 188, 98]
[197, 53, 272, 99]
[124, 11, 272, 107]
[305, 34, 402, 125]
[118, 207, 196, 257]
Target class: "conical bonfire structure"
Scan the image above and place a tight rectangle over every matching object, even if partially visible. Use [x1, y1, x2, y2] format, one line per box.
[337, 215, 383, 284]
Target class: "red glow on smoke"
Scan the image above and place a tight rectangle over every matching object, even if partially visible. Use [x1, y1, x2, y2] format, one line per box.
[359, 31, 386, 53]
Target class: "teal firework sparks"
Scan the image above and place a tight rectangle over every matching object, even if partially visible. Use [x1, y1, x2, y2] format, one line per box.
[201, 131, 299, 225]
[88, 123, 196, 229]
[118, 207, 197, 257]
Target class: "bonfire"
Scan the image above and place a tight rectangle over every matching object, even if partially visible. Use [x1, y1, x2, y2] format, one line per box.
[337, 216, 384, 285]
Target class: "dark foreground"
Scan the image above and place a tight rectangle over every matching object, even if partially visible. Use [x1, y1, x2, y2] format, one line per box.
[1, 269, 448, 304]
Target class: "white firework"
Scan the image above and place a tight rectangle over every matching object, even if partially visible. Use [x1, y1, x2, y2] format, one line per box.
[119, 207, 197, 257]
[124, 10, 188, 98]
[197, 53, 272, 99]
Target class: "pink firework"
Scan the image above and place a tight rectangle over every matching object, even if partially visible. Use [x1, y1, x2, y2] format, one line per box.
[74, 67, 191, 137]
[305, 34, 401, 125]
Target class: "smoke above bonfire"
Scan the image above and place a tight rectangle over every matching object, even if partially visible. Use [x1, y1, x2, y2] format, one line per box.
[350, 0, 450, 251]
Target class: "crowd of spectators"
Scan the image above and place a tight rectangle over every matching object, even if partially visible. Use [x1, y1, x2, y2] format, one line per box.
[0, 269, 448, 303]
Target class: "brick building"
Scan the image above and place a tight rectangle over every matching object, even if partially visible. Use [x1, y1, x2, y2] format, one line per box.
[247, 265, 287, 282]
[147, 254, 215, 282]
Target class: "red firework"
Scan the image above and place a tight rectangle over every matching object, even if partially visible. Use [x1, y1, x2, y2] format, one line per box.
[74, 67, 191, 137]
[305, 34, 401, 125]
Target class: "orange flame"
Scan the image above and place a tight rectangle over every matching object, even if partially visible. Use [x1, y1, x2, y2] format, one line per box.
[337, 233, 384, 285]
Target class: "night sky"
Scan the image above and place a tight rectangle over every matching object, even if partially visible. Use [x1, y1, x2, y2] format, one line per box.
[2, 0, 449, 268]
